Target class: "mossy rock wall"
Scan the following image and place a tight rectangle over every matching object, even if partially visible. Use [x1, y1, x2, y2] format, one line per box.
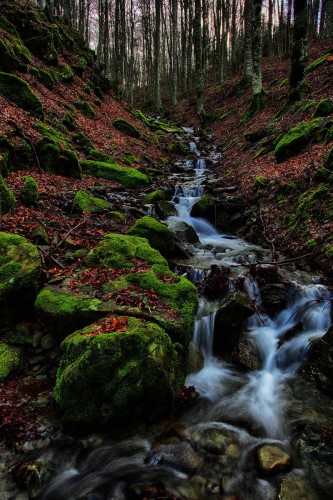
[0, 72, 44, 117]
[54, 317, 184, 429]
[81, 160, 149, 188]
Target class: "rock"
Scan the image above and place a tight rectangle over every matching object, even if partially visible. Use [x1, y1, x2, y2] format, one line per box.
[0, 232, 42, 329]
[301, 326, 333, 395]
[54, 318, 185, 429]
[14, 460, 47, 499]
[30, 226, 49, 245]
[127, 215, 174, 258]
[74, 100, 95, 119]
[260, 283, 288, 310]
[187, 341, 204, 373]
[112, 118, 140, 138]
[19, 176, 39, 206]
[151, 441, 203, 472]
[274, 119, 321, 162]
[155, 200, 177, 218]
[238, 335, 260, 370]
[0, 342, 23, 380]
[214, 291, 255, 359]
[72, 190, 112, 214]
[190, 427, 240, 457]
[0, 72, 44, 117]
[40, 333, 56, 350]
[277, 477, 319, 500]
[257, 445, 292, 476]
[312, 98, 333, 118]
[81, 160, 149, 188]
[166, 220, 199, 245]
[143, 189, 165, 204]
[0, 174, 16, 214]
[190, 194, 213, 217]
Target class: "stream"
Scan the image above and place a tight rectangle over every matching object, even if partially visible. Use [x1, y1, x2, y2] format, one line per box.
[4, 129, 333, 499]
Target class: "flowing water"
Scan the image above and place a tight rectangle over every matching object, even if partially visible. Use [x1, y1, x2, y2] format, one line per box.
[34, 130, 333, 498]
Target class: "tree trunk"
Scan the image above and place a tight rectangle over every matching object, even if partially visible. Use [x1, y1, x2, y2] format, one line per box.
[154, 0, 162, 111]
[194, 0, 204, 115]
[252, 0, 263, 107]
[243, 0, 253, 84]
[171, 0, 178, 106]
[289, 0, 308, 103]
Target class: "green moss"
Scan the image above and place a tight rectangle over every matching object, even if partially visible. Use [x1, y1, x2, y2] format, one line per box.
[72, 190, 111, 214]
[296, 184, 330, 215]
[35, 123, 81, 178]
[74, 100, 95, 119]
[72, 132, 94, 153]
[0, 175, 16, 214]
[51, 64, 74, 83]
[275, 119, 321, 162]
[127, 216, 174, 258]
[305, 54, 329, 73]
[279, 78, 288, 88]
[0, 72, 44, 117]
[0, 36, 31, 72]
[15, 138, 33, 170]
[63, 111, 77, 131]
[144, 190, 165, 204]
[123, 153, 140, 165]
[190, 194, 213, 217]
[113, 118, 140, 138]
[25, 33, 58, 65]
[88, 149, 112, 162]
[30, 67, 56, 88]
[255, 175, 266, 187]
[81, 160, 149, 188]
[35, 286, 109, 340]
[312, 99, 333, 118]
[84, 233, 169, 272]
[0, 343, 22, 380]
[54, 317, 184, 428]
[20, 176, 39, 206]
[167, 141, 190, 155]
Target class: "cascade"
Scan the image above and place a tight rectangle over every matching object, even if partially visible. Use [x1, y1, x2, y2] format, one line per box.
[37, 128, 333, 499]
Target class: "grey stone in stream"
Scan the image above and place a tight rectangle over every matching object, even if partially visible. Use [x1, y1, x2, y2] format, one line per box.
[293, 424, 333, 496]
[213, 291, 255, 360]
[260, 283, 288, 310]
[187, 341, 204, 373]
[238, 335, 260, 370]
[189, 427, 239, 456]
[301, 326, 333, 396]
[277, 477, 319, 500]
[166, 220, 199, 245]
[151, 441, 203, 472]
[155, 200, 177, 219]
[256, 445, 292, 477]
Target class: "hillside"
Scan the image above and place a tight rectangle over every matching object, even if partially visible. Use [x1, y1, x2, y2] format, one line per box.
[175, 40, 333, 282]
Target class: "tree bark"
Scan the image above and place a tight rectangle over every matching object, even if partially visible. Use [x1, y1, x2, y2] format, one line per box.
[289, 0, 308, 104]
[194, 0, 204, 115]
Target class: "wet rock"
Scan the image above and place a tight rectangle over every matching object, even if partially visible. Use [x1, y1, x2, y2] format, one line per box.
[301, 326, 333, 396]
[260, 283, 288, 310]
[257, 445, 292, 477]
[40, 333, 56, 350]
[14, 460, 47, 499]
[238, 335, 260, 370]
[127, 215, 174, 258]
[277, 477, 319, 500]
[155, 200, 177, 219]
[190, 427, 239, 456]
[292, 424, 333, 496]
[151, 441, 203, 472]
[166, 220, 200, 245]
[187, 341, 204, 373]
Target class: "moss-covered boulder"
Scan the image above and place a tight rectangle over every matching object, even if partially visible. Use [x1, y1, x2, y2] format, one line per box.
[127, 216, 174, 258]
[113, 118, 140, 138]
[72, 132, 94, 153]
[144, 189, 166, 204]
[274, 119, 321, 162]
[312, 99, 333, 118]
[72, 190, 112, 214]
[0, 72, 44, 117]
[0, 233, 41, 329]
[0, 342, 22, 380]
[0, 175, 16, 214]
[305, 54, 330, 74]
[51, 64, 74, 83]
[54, 317, 184, 428]
[0, 36, 31, 72]
[19, 176, 39, 206]
[30, 67, 57, 88]
[81, 160, 149, 188]
[190, 194, 213, 217]
[74, 100, 95, 119]
[35, 123, 81, 178]
[25, 33, 58, 65]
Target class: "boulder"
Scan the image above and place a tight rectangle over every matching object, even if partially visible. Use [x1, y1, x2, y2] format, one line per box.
[274, 119, 321, 162]
[0, 174, 16, 214]
[127, 216, 174, 258]
[0, 342, 23, 380]
[190, 194, 213, 217]
[277, 477, 319, 500]
[166, 220, 199, 245]
[260, 283, 288, 310]
[187, 341, 204, 373]
[301, 326, 333, 395]
[0, 232, 41, 328]
[19, 176, 39, 206]
[156, 200, 177, 219]
[257, 445, 292, 477]
[81, 160, 149, 188]
[0, 72, 44, 118]
[112, 118, 140, 138]
[54, 317, 184, 429]
[144, 189, 166, 204]
[151, 441, 203, 472]
[72, 190, 112, 214]
[312, 98, 333, 118]
[74, 100, 95, 119]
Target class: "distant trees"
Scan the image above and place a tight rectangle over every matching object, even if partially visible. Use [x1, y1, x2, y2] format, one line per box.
[32, 0, 332, 112]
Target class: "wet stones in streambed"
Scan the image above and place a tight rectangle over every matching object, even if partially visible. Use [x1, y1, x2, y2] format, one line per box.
[166, 220, 200, 245]
[301, 325, 333, 396]
[256, 444, 292, 477]
[150, 440, 203, 473]
[277, 477, 319, 500]
[260, 283, 289, 311]
[187, 341, 205, 373]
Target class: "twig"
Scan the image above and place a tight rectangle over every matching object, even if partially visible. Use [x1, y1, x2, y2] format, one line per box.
[256, 252, 314, 265]
[37, 245, 66, 269]
[54, 220, 86, 250]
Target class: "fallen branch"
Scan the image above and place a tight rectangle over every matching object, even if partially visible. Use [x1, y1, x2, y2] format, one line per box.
[37, 245, 66, 269]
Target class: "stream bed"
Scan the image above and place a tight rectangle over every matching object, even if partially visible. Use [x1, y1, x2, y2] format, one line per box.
[2, 129, 333, 500]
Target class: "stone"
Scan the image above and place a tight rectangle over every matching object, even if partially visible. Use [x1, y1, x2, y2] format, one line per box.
[127, 216, 174, 258]
[190, 194, 213, 217]
[112, 118, 140, 138]
[81, 160, 149, 188]
[257, 445, 292, 476]
[0, 174, 16, 214]
[0, 72, 44, 117]
[151, 441, 203, 472]
[72, 190, 112, 214]
[20, 176, 39, 206]
[166, 220, 199, 245]
[278, 477, 319, 500]
[260, 283, 288, 310]
[274, 119, 321, 162]
[301, 326, 333, 396]
[155, 200, 177, 218]
[187, 341, 204, 373]
[0, 342, 22, 380]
